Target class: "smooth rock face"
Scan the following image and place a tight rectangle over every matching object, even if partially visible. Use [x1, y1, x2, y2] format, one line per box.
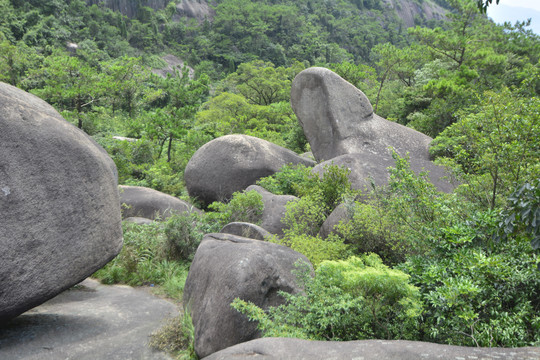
[124, 216, 155, 225]
[318, 203, 351, 239]
[183, 233, 312, 358]
[203, 337, 540, 360]
[291, 67, 432, 162]
[220, 222, 271, 240]
[312, 151, 455, 194]
[119, 185, 200, 220]
[184, 135, 315, 206]
[246, 185, 298, 237]
[0, 82, 123, 322]
[0, 279, 177, 360]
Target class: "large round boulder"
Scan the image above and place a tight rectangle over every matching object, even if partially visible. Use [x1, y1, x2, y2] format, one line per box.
[291, 67, 432, 162]
[246, 185, 298, 237]
[183, 233, 312, 358]
[203, 338, 540, 360]
[119, 185, 200, 220]
[312, 151, 455, 194]
[185, 134, 315, 206]
[0, 82, 123, 322]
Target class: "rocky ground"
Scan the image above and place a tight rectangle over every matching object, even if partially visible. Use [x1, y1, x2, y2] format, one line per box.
[0, 279, 178, 360]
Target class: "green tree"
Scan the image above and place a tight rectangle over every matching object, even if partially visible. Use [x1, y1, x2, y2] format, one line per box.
[25, 50, 101, 129]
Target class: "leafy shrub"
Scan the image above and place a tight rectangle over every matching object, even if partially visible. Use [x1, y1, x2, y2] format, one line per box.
[162, 213, 205, 262]
[401, 221, 540, 347]
[334, 201, 406, 265]
[258, 163, 354, 213]
[270, 233, 351, 268]
[207, 190, 264, 227]
[232, 254, 422, 341]
[257, 164, 316, 197]
[93, 221, 190, 299]
[149, 309, 198, 360]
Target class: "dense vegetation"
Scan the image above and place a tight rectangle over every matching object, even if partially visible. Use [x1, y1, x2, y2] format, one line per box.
[1, 0, 538, 356]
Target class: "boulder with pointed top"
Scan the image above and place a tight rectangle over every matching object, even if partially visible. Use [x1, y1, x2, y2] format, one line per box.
[291, 67, 432, 162]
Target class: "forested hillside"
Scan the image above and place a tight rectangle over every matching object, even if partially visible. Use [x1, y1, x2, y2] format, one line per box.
[1, 0, 538, 355]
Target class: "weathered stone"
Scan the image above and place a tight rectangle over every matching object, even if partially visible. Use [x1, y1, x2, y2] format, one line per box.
[203, 337, 540, 360]
[124, 217, 154, 225]
[318, 203, 351, 239]
[312, 151, 455, 194]
[220, 222, 271, 240]
[291, 67, 432, 162]
[246, 185, 298, 237]
[0, 82, 123, 322]
[119, 185, 200, 220]
[183, 233, 312, 358]
[185, 135, 315, 207]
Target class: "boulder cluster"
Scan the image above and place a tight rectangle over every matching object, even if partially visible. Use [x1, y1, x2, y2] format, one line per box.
[182, 68, 457, 358]
[0, 68, 458, 358]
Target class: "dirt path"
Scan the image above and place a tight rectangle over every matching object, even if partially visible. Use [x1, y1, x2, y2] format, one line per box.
[0, 279, 179, 360]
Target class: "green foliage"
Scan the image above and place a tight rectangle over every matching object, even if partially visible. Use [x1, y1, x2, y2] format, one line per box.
[401, 217, 540, 347]
[93, 221, 189, 300]
[256, 164, 317, 197]
[149, 309, 198, 360]
[430, 88, 540, 209]
[232, 254, 422, 340]
[498, 179, 540, 250]
[163, 213, 205, 262]
[270, 233, 351, 268]
[333, 201, 405, 265]
[207, 190, 264, 227]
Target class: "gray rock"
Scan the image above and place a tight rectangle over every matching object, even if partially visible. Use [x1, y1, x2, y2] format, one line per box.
[185, 135, 315, 207]
[246, 185, 298, 237]
[312, 151, 455, 194]
[183, 233, 312, 358]
[0, 82, 122, 322]
[0, 278, 177, 360]
[203, 337, 540, 360]
[291, 67, 432, 162]
[318, 203, 351, 239]
[119, 185, 200, 220]
[124, 216, 155, 225]
[220, 222, 271, 240]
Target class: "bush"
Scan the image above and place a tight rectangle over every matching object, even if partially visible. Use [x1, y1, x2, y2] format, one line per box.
[207, 190, 264, 227]
[162, 213, 205, 262]
[401, 223, 540, 347]
[149, 309, 198, 360]
[232, 254, 422, 341]
[334, 201, 406, 265]
[93, 221, 190, 299]
[270, 233, 351, 268]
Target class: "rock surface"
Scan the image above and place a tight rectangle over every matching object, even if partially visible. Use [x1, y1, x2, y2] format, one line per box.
[203, 337, 540, 360]
[124, 217, 155, 225]
[119, 185, 200, 220]
[291, 67, 432, 162]
[220, 222, 271, 240]
[183, 233, 312, 358]
[312, 151, 455, 194]
[246, 185, 298, 236]
[318, 203, 351, 239]
[0, 82, 123, 322]
[0, 278, 177, 360]
[185, 135, 315, 206]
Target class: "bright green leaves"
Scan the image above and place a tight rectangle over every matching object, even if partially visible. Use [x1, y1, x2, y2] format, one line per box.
[233, 254, 422, 341]
[431, 87, 540, 209]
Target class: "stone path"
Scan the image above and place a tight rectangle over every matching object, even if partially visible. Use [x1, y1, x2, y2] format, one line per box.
[0, 279, 179, 360]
